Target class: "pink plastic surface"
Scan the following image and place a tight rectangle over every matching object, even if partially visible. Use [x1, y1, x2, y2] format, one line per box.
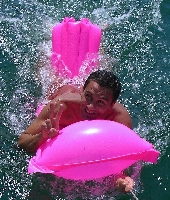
[35, 17, 101, 116]
[28, 120, 160, 180]
[51, 17, 101, 78]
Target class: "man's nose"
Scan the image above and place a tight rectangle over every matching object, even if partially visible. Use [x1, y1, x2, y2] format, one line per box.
[87, 103, 95, 109]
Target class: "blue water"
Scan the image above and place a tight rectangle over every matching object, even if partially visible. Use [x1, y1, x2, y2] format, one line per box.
[0, 0, 170, 199]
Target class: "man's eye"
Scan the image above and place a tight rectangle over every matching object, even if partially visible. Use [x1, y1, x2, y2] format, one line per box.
[85, 94, 91, 99]
[97, 100, 105, 106]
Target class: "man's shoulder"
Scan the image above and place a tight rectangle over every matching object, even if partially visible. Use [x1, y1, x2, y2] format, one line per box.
[48, 85, 83, 100]
[53, 91, 82, 103]
[112, 102, 130, 114]
[108, 102, 132, 129]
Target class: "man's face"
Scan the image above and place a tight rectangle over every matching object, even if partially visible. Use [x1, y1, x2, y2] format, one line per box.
[81, 80, 114, 120]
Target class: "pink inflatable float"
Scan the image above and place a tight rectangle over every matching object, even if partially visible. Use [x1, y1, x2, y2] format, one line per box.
[28, 120, 160, 180]
[51, 17, 101, 78]
[35, 17, 101, 116]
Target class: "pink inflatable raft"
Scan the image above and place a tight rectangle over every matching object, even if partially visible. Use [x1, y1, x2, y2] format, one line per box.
[30, 18, 160, 180]
[36, 17, 102, 116]
[28, 120, 159, 180]
[51, 17, 101, 78]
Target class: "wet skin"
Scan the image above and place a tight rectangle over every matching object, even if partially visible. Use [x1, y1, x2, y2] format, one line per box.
[80, 81, 114, 120]
[18, 80, 132, 152]
[18, 80, 133, 193]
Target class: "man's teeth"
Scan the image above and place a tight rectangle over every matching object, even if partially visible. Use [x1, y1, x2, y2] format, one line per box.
[86, 109, 96, 114]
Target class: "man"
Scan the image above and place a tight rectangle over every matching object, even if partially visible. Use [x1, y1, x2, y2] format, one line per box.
[18, 70, 134, 193]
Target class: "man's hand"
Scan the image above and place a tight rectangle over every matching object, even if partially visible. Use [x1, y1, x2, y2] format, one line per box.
[115, 176, 134, 193]
[41, 102, 64, 139]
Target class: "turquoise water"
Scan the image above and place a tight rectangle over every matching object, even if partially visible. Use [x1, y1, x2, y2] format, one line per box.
[0, 0, 170, 199]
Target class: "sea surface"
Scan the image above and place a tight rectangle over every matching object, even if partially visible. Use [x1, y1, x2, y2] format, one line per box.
[0, 0, 170, 199]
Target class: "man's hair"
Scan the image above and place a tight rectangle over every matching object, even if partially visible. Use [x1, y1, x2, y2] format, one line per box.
[83, 70, 121, 102]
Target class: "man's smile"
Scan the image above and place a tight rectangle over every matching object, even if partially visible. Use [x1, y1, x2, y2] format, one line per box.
[83, 107, 98, 119]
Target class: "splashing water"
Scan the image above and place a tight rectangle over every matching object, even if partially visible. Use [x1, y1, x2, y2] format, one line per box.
[0, 0, 169, 199]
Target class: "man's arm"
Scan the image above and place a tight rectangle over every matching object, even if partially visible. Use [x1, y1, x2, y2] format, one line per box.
[18, 102, 65, 153]
[18, 118, 48, 153]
